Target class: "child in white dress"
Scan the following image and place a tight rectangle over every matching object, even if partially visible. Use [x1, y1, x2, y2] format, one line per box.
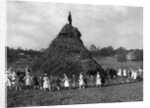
[117, 68, 122, 76]
[24, 72, 33, 88]
[6, 72, 12, 90]
[79, 72, 85, 89]
[123, 69, 127, 77]
[96, 72, 101, 87]
[133, 70, 137, 80]
[62, 74, 70, 89]
[43, 73, 51, 91]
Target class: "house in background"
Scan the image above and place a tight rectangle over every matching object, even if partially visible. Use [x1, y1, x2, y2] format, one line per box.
[126, 51, 136, 60]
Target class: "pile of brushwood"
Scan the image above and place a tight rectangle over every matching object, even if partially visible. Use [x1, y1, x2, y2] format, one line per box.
[32, 24, 103, 77]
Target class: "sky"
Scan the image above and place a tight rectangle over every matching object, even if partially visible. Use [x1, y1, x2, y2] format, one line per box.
[7, 1, 143, 50]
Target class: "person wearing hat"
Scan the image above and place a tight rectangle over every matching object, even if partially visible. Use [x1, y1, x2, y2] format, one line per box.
[43, 73, 51, 92]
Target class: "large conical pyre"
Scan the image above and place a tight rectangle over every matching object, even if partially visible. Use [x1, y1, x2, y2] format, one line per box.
[32, 12, 103, 76]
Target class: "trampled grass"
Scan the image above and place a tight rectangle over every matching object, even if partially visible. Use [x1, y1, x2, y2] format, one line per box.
[7, 81, 143, 107]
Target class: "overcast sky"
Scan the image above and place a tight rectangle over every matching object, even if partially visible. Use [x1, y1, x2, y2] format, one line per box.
[7, 1, 143, 50]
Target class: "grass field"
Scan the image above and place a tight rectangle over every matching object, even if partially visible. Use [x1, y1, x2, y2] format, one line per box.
[7, 81, 143, 107]
[94, 57, 143, 69]
[7, 57, 143, 107]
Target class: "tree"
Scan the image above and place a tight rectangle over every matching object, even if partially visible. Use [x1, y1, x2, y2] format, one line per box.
[116, 47, 127, 67]
[89, 44, 97, 51]
[100, 46, 114, 57]
[134, 49, 143, 61]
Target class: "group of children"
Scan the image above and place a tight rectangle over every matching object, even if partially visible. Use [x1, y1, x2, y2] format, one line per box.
[6, 67, 102, 91]
[117, 68, 143, 81]
[37, 72, 102, 91]
[6, 67, 143, 92]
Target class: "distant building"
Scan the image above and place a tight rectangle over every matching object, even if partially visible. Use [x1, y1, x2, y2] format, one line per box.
[18, 52, 24, 56]
[126, 51, 135, 60]
[89, 44, 97, 51]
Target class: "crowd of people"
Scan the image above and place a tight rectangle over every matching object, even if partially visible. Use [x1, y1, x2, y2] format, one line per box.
[6, 67, 143, 92]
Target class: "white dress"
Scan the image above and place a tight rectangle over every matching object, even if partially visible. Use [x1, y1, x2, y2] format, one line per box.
[24, 75, 33, 86]
[139, 68, 143, 76]
[43, 76, 50, 89]
[6, 74, 12, 88]
[131, 70, 134, 78]
[64, 76, 69, 87]
[11, 72, 17, 85]
[79, 74, 84, 86]
[123, 69, 127, 77]
[133, 71, 137, 80]
[96, 74, 101, 85]
[117, 69, 122, 76]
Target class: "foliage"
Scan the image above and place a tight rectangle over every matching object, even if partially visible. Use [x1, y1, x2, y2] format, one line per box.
[133, 49, 143, 61]
[90, 46, 114, 57]
[90, 50, 101, 57]
[7, 46, 42, 69]
[116, 47, 127, 66]
[100, 46, 114, 57]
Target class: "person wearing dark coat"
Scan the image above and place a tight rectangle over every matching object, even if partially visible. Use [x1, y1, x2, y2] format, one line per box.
[39, 76, 43, 90]
[72, 74, 76, 89]
[68, 11, 72, 26]
[33, 75, 39, 89]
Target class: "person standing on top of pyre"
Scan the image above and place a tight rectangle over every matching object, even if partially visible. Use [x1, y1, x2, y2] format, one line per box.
[68, 11, 72, 26]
